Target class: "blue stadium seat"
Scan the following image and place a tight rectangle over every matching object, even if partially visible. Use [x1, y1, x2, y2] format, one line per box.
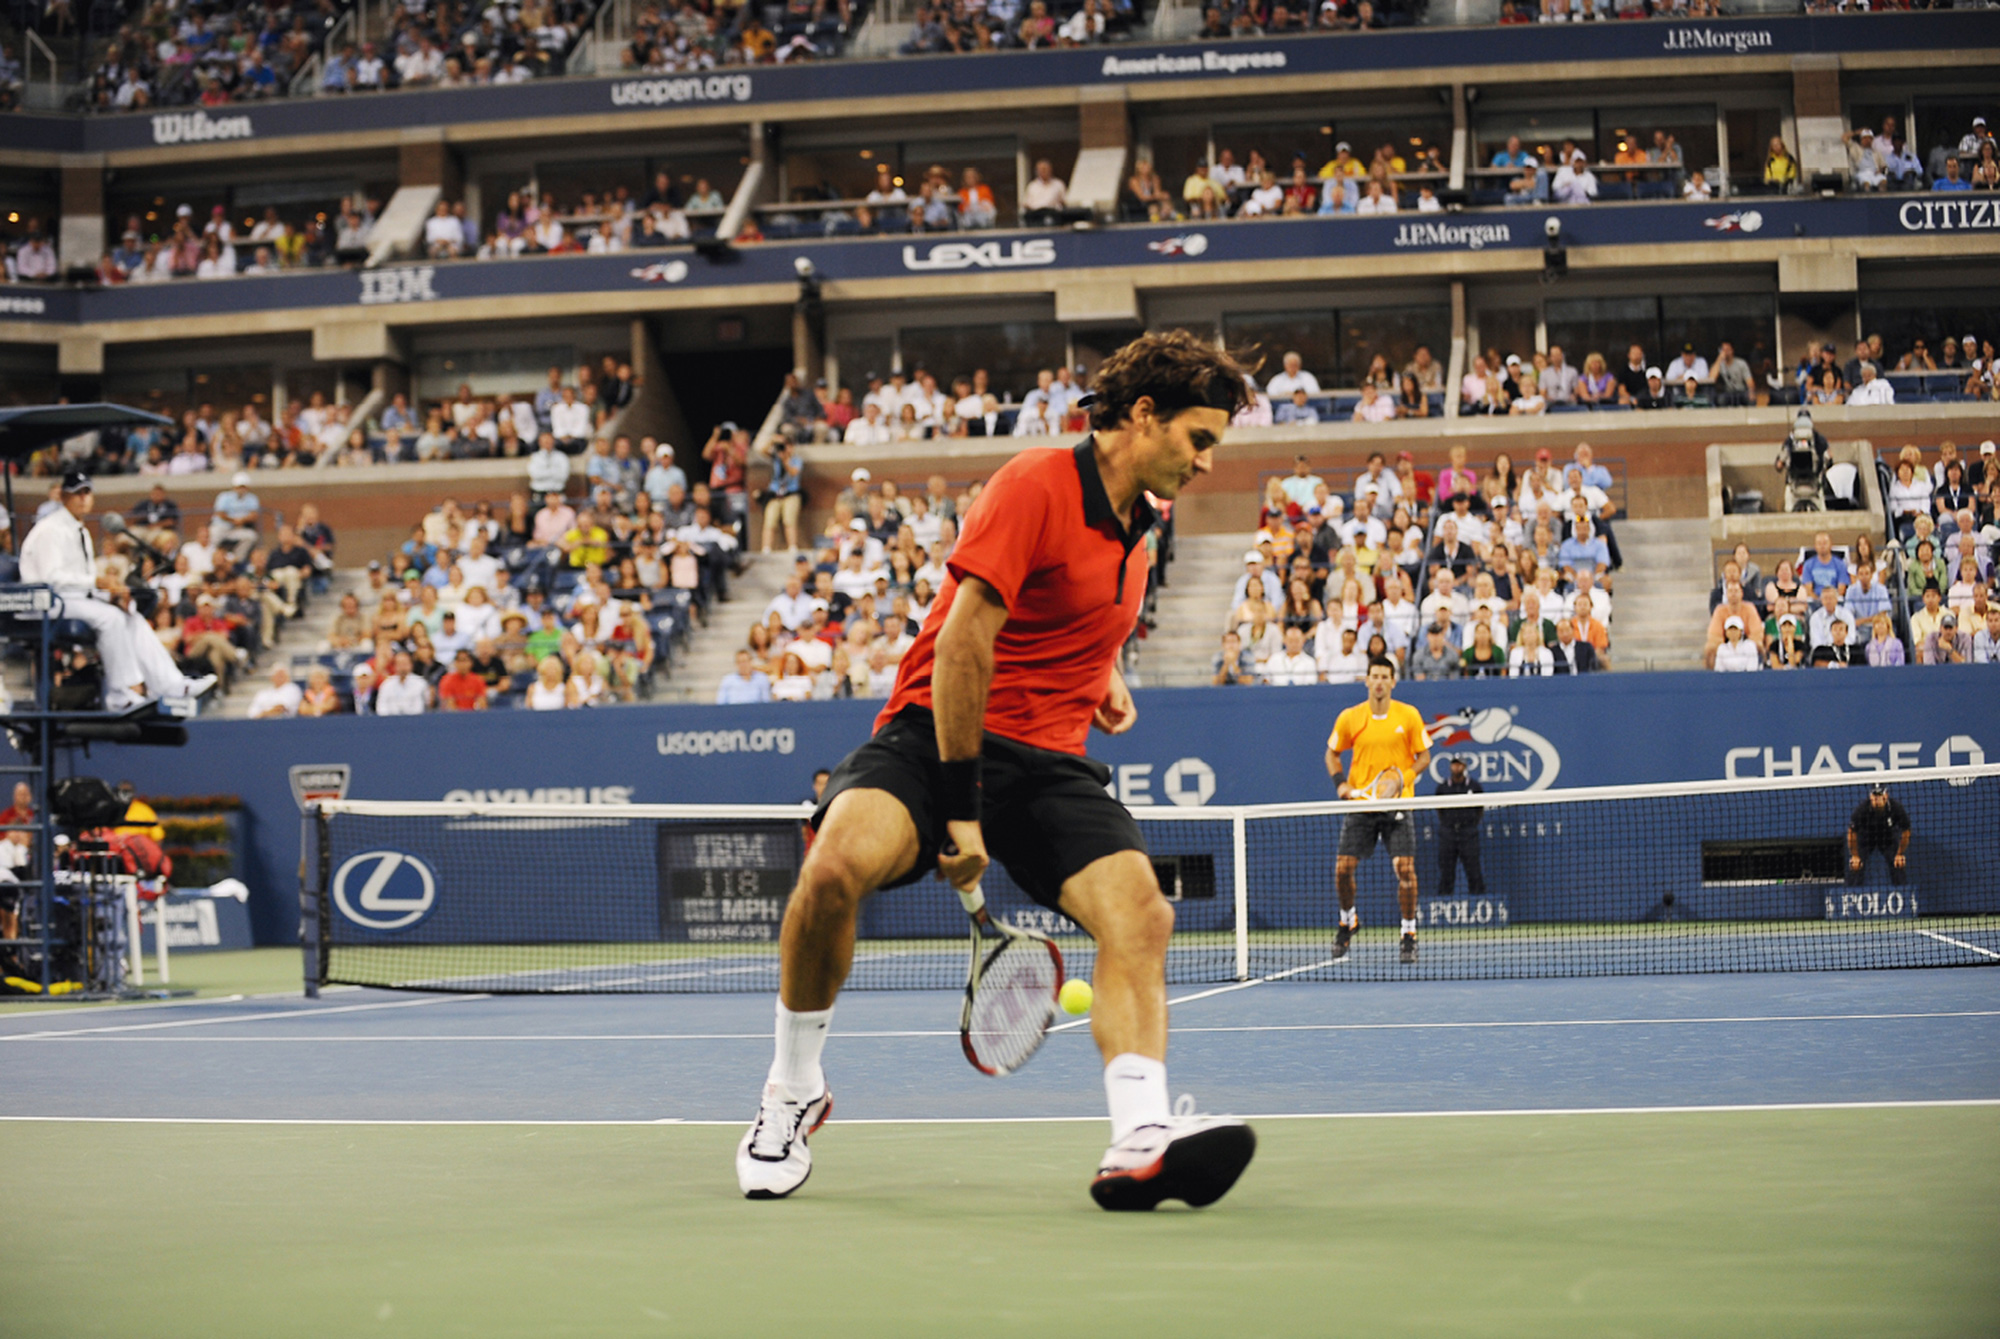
[1634, 179, 1676, 201]
[1597, 182, 1635, 202]
[1549, 402, 1587, 414]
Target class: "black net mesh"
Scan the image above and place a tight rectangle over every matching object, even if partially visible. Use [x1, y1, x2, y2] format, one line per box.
[308, 770, 2000, 993]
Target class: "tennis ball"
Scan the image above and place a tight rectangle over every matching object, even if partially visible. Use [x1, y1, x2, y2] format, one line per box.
[1058, 979, 1093, 1016]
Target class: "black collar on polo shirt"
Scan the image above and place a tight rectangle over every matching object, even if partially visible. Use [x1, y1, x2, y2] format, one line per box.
[1073, 439, 1157, 552]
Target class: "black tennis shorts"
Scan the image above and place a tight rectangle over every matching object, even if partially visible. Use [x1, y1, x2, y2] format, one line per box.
[811, 705, 1146, 910]
[1338, 808, 1415, 860]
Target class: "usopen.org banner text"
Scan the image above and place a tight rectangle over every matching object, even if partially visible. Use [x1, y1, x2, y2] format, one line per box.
[1100, 48, 1285, 78]
[610, 73, 753, 107]
[658, 727, 796, 757]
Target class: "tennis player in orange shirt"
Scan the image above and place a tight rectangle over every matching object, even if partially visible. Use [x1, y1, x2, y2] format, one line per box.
[1326, 657, 1432, 964]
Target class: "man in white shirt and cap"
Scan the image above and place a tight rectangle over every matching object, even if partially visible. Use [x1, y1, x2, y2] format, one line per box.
[17, 472, 216, 711]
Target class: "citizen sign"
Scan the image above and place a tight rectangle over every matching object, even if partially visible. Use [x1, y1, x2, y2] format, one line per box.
[902, 239, 1057, 271]
[359, 268, 440, 305]
[150, 110, 253, 145]
[1898, 200, 2000, 232]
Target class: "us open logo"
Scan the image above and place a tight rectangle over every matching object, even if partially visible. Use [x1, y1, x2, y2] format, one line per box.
[332, 851, 438, 931]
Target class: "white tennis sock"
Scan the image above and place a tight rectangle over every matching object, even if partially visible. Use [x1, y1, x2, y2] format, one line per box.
[767, 1000, 833, 1102]
[1401, 918, 1418, 935]
[1340, 907, 1359, 928]
[1104, 1053, 1170, 1141]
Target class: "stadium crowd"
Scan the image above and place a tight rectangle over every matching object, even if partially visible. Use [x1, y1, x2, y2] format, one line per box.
[712, 468, 1001, 704]
[228, 412, 758, 715]
[69, 0, 606, 110]
[1215, 436, 1618, 683]
[19, 360, 637, 475]
[1708, 439, 2000, 671]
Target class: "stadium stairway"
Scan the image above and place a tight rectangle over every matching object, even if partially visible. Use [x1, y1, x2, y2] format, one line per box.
[665, 552, 796, 703]
[1129, 533, 1256, 687]
[218, 568, 372, 717]
[1602, 518, 1712, 672]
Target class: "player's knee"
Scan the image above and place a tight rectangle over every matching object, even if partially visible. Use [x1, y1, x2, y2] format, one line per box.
[796, 846, 870, 910]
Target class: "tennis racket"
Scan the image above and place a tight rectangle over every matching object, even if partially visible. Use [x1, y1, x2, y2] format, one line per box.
[1370, 768, 1405, 800]
[956, 882, 1065, 1077]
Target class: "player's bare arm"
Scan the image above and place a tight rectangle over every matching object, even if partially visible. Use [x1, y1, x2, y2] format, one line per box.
[933, 574, 1008, 891]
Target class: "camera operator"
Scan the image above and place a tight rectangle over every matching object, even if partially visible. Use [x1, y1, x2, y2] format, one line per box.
[1774, 411, 1831, 510]
[1846, 782, 1911, 886]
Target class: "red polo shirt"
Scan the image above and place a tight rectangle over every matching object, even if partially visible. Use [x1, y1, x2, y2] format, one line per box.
[878, 441, 1155, 755]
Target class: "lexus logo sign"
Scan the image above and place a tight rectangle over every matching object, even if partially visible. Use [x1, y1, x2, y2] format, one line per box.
[332, 851, 438, 931]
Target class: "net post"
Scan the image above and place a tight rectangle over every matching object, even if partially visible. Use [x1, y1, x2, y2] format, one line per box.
[1230, 809, 1249, 981]
[300, 806, 328, 999]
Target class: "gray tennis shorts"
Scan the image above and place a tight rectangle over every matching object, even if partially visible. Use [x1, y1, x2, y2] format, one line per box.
[1338, 808, 1415, 860]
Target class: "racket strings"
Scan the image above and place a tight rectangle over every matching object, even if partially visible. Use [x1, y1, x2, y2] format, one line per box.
[965, 940, 1060, 1076]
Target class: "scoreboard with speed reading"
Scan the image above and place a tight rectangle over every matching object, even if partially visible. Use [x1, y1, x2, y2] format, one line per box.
[656, 821, 804, 943]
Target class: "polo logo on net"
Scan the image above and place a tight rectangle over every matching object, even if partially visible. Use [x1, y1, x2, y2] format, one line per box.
[440, 786, 633, 804]
[608, 73, 752, 106]
[359, 268, 439, 305]
[1424, 708, 1561, 791]
[1110, 756, 1216, 807]
[150, 110, 253, 145]
[1392, 221, 1512, 251]
[332, 851, 437, 932]
[1722, 735, 1984, 780]
[1898, 200, 2000, 233]
[657, 728, 795, 757]
[901, 239, 1056, 272]
[1099, 49, 1284, 77]
[1660, 26, 1772, 53]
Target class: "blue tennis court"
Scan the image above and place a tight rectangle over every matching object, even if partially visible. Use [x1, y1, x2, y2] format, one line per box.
[5, 963, 1995, 1123]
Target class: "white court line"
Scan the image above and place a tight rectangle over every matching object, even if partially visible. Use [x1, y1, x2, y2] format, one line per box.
[0, 984, 362, 1022]
[1, 1098, 1995, 1127]
[1050, 957, 1340, 1032]
[0, 993, 488, 1041]
[1920, 928, 2000, 961]
[15, 1010, 1997, 1043]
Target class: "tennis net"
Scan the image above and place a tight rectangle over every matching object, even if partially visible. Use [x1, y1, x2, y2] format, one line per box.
[302, 764, 2000, 993]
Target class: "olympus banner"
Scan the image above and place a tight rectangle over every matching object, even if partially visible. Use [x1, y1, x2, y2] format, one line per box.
[30, 13, 1992, 155]
[57, 667, 2000, 946]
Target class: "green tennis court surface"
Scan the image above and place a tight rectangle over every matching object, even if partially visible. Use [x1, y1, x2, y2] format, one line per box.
[7, 1107, 1995, 1337]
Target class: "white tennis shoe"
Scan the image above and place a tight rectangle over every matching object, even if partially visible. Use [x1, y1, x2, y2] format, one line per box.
[737, 1082, 833, 1200]
[1090, 1097, 1256, 1212]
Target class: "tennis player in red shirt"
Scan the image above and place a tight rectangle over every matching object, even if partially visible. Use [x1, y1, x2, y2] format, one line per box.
[738, 332, 1258, 1210]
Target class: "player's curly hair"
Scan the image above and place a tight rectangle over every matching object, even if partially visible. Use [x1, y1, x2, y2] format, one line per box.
[1087, 329, 1255, 431]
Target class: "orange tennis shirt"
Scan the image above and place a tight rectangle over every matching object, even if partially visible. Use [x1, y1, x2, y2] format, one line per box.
[1328, 700, 1428, 795]
[878, 441, 1154, 755]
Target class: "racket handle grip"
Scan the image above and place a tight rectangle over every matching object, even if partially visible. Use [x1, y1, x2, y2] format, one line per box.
[957, 884, 986, 917]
